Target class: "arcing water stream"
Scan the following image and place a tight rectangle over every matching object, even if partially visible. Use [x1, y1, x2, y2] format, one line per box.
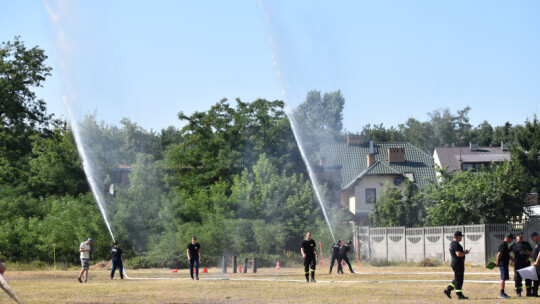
[63, 97, 116, 242]
[257, 0, 336, 242]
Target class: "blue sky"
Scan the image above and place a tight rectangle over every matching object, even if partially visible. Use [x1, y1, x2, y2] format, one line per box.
[2, 0, 539, 132]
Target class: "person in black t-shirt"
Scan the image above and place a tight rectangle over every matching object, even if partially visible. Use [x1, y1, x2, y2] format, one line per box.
[495, 233, 515, 299]
[187, 237, 201, 280]
[530, 232, 540, 297]
[300, 232, 317, 282]
[444, 231, 470, 300]
[110, 241, 124, 280]
[509, 232, 533, 297]
[338, 241, 355, 274]
[328, 240, 341, 274]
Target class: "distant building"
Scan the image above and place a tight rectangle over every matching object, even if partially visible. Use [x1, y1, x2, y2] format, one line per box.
[112, 165, 132, 185]
[109, 165, 132, 197]
[316, 135, 437, 224]
[433, 142, 510, 174]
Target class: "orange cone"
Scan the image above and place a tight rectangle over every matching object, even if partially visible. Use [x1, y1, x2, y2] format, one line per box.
[238, 264, 242, 273]
[276, 261, 280, 270]
[171, 268, 178, 273]
[202, 268, 208, 273]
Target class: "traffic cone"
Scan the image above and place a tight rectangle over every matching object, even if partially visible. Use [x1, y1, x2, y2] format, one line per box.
[276, 261, 280, 270]
[171, 268, 178, 273]
[202, 268, 208, 273]
[238, 264, 242, 273]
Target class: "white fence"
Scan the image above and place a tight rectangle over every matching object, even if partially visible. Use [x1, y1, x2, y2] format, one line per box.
[354, 220, 540, 265]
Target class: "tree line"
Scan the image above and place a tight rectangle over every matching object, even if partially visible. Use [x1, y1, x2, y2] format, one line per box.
[1, 37, 539, 267]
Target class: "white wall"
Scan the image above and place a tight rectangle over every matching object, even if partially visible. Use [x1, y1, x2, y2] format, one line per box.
[353, 176, 403, 214]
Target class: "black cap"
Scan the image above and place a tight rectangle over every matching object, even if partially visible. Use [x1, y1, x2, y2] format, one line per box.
[505, 233, 514, 239]
[87, 238, 93, 243]
[114, 241, 119, 245]
[348, 240, 352, 244]
[516, 232, 524, 237]
[531, 232, 539, 238]
[337, 239, 341, 243]
[453, 231, 463, 237]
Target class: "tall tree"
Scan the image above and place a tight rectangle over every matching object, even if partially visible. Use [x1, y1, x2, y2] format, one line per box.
[473, 120, 494, 146]
[423, 162, 528, 225]
[0, 37, 56, 184]
[165, 98, 301, 192]
[511, 115, 540, 192]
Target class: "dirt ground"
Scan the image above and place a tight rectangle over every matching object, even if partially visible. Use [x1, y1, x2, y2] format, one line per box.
[0, 265, 531, 303]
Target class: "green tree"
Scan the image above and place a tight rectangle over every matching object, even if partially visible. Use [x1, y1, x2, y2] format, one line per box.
[398, 118, 433, 153]
[370, 181, 424, 227]
[428, 107, 472, 148]
[511, 115, 540, 192]
[423, 162, 528, 225]
[472, 120, 494, 147]
[361, 123, 403, 142]
[165, 98, 300, 192]
[0, 37, 56, 185]
[27, 125, 88, 196]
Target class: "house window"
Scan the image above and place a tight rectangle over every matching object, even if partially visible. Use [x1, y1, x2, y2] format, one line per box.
[366, 188, 376, 204]
[462, 163, 473, 171]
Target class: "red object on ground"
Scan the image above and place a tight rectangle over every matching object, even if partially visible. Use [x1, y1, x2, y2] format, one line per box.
[238, 264, 242, 273]
[202, 268, 208, 273]
[276, 261, 280, 270]
[171, 269, 178, 273]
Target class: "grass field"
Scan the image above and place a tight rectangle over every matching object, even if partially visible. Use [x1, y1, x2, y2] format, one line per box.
[0, 264, 531, 303]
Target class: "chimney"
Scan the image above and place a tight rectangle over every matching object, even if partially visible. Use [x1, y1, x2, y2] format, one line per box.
[347, 134, 365, 145]
[469, 142, 478, 151]
[319, 157, 326, 166]
[501, 141, 508, 151]
[388, 147, 405, 163]
[367, 153, 376, 167]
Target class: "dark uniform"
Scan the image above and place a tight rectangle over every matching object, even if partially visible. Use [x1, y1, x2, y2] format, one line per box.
[532, 234, 540, 297]
[329, 241, 341, 274]
[448, 240, 465, 293]
[444, 231, 468, 299]
[338, 242, 354, 273]
[510, 238, 533, 296]
[301, 239, 317, 282]
[110, 244, 124, 279]
[187, 242, 201, 279]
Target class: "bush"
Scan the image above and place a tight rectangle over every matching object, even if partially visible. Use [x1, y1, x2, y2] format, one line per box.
[418, 257, 442, 267]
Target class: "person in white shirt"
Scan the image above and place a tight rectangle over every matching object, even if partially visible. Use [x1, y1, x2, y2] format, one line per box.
[77, 238, 92, 283]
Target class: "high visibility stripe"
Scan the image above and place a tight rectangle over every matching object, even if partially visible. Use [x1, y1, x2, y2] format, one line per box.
[455, 290, 462, 292]
[450, 284, 455, 288]
[310, 269, 315, 272]
[526, 286, 532, 289]
[515, 287, 522, 290]
[305, 272, 309, 274]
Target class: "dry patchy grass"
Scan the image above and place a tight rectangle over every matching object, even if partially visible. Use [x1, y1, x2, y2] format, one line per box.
[0, 265, 523, 303]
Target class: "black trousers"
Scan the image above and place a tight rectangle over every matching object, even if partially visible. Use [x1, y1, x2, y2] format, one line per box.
[514, 262, 532, 291]
[451, 264, 465, 291]
[304, 256, 316, 278]
[329, 255, 339, 273]
[339, 255, 354, 273]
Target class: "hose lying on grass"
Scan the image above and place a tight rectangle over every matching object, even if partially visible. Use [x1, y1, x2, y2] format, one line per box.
[0, 273, 23, 304]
